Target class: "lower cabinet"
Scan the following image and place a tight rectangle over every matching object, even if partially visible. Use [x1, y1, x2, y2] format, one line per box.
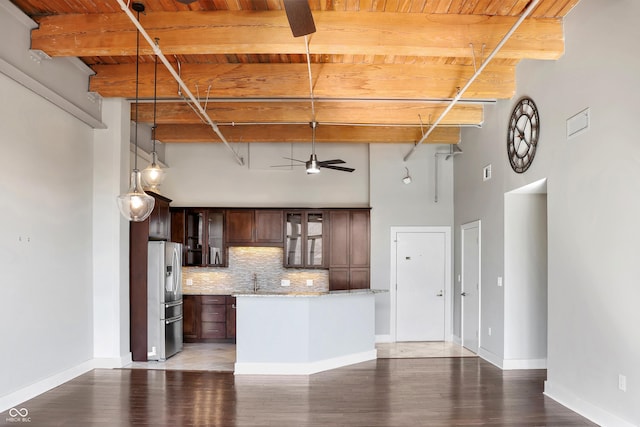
[183, 295, 236, 342]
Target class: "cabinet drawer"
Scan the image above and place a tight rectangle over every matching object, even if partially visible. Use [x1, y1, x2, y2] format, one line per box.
[201, 322, 226, 339]
[201, 295, 226, 305]
[201, 304, 226, 322]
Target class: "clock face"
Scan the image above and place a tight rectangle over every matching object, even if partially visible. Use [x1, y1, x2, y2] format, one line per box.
[507, 97, 539, 173]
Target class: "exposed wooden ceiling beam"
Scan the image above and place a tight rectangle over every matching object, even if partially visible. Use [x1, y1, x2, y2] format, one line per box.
[32, 11, 564, 60]
[154, 124, 461, 144]
[132, 101, 483, 126]
[90, 62, 515, 100]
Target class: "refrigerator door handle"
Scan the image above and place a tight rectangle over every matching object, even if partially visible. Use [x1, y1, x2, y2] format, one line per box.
[165, 300, 183, 308]
[165, 315, 183, 325]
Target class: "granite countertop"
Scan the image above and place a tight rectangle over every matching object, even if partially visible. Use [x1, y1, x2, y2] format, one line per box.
[233, 289, 387, 297]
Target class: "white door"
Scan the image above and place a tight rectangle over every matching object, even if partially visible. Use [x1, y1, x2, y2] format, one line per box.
[461, 221, 480, 353]
[396, 231, 446, 341]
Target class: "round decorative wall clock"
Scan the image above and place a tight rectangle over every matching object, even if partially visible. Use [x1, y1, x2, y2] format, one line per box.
[507, 97, 539, 173]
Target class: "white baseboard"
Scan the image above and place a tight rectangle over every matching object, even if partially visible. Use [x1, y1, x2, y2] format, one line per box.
[375, 334, 392, 343]
[0, 354, 132, 413]
[452, 335, 462, 346]
[234, 350, 377, 375]
[478, 346, 503, 369]
[502, 358, 547, 370]
[544, 381, 636, 427]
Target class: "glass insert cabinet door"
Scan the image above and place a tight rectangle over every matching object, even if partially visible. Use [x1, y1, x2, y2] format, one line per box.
[285, 211, 325, 268]
[306, 212, 324, 267]
[185, 210, 204, 266]
[285, 212, 303, 266]
[207, 210, 225, 266]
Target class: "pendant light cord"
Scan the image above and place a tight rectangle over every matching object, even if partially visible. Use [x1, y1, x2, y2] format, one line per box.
[133, 7, 140, 172]
[152, 38, 158, 154]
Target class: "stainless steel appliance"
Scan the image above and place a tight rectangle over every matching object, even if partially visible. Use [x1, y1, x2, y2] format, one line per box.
[147, 241, 183, 361]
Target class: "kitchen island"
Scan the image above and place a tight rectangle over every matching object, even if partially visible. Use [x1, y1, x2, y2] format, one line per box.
[233, 290, 382, 375]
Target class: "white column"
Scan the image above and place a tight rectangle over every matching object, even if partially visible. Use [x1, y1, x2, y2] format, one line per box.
[92, 98, 132, 366]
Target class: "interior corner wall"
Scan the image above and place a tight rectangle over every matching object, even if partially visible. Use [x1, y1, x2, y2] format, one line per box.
[455, 1, 640, 425]
[504, 193, 547, 364]
[369, 144, 454, 336]
[0, 73, 94, 402]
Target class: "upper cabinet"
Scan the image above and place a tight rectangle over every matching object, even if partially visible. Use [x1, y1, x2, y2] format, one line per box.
[328, 209, 370, 291]
[171, 208, 227, 267]
[147, 191, 171, 241]
[284, 210, 327, 269]
[226, 209, 283, 246]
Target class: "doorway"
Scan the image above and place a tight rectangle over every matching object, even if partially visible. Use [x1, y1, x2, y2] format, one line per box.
[461, 221, 481, 353]
[390, 226, 451, 342]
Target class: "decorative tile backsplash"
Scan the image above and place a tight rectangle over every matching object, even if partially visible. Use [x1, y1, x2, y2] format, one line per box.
[182, 246, 329, 294]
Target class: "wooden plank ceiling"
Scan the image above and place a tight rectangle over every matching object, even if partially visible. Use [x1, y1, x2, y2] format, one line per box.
[11, 0, 580, 144]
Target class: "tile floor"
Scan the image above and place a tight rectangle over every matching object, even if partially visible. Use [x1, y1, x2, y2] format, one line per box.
[376, 341, 477, 358]
[125, 341, 475, 372]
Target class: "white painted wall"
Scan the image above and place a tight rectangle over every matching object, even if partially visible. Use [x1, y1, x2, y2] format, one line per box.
[162, 142, 369, 207]
[370, 144, 454, 336]
[504, 193, 547, 365]
[0, 72, 94, 398]
[455, 1, 640, 425]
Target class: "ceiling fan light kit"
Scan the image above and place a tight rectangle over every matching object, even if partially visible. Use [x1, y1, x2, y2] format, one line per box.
[117, 2, 155, 222]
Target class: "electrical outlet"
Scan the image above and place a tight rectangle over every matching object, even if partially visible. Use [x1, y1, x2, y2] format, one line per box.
[281, 279, 291, 287]
[306, 279, 314, 287]
[186, 279, 193, 286]
[497, 276, 503, 287]
[619, 374, 627, 392]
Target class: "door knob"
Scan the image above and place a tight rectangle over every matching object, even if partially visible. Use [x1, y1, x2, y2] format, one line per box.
[436, 291, 443, 297]
[461, 292, 467, 296]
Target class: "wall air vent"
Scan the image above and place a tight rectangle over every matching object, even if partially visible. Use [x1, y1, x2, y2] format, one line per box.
[567, 108, 590, 139]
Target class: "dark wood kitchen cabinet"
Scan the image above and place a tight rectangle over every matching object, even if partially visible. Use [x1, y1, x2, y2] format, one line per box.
[171, 208, 226, 267]
[226, 209, 283, 246]
[130, 192, 172, 361]
[183, 295, 236, 342]
[182, 295, 198, 341]
[328, 209, 370, 291]
[284, 210, 327, 268]
[147, 192, 171, 241]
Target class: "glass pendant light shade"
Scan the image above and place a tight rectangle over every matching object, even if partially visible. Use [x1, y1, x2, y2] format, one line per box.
[117, 170, 155, 222]
[141, 151, 165, 192]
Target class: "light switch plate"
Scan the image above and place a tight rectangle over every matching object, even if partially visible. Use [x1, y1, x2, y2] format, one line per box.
[281, 279, 291, 287]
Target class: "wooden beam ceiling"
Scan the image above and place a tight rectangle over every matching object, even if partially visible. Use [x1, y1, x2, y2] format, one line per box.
[155, 123, 461, 144]
[15, 0, 577, 144]
[31, 11, 564, 59]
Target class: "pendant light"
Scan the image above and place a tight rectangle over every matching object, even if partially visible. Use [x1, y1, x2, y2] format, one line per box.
[141, 38, 166, 192]
[117, 2, 155, 222]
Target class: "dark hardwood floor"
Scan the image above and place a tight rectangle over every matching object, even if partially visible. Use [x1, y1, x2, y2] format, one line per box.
[2, 358, 595, 426]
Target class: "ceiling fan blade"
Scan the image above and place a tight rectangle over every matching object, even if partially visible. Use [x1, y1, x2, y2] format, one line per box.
[322, 165, 355, 173]
[283, 0, 316, 37]
[282, 157, 306, 163]
[318, 159, 346, 165]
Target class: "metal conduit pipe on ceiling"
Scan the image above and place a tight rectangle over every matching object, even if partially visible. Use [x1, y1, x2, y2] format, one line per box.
[403, 0, 541, 162]
[117, 0, 244, 165]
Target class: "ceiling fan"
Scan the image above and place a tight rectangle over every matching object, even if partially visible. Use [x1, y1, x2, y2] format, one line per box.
[276, 121, 355, 174]
[175, 0, 316, 37]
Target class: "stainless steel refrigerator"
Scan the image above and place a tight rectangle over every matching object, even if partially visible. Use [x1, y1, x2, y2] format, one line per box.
[147, 241, 183, 361]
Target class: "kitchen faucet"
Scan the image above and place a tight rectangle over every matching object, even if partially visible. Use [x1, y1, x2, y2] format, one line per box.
[253, 272, 259, 293]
